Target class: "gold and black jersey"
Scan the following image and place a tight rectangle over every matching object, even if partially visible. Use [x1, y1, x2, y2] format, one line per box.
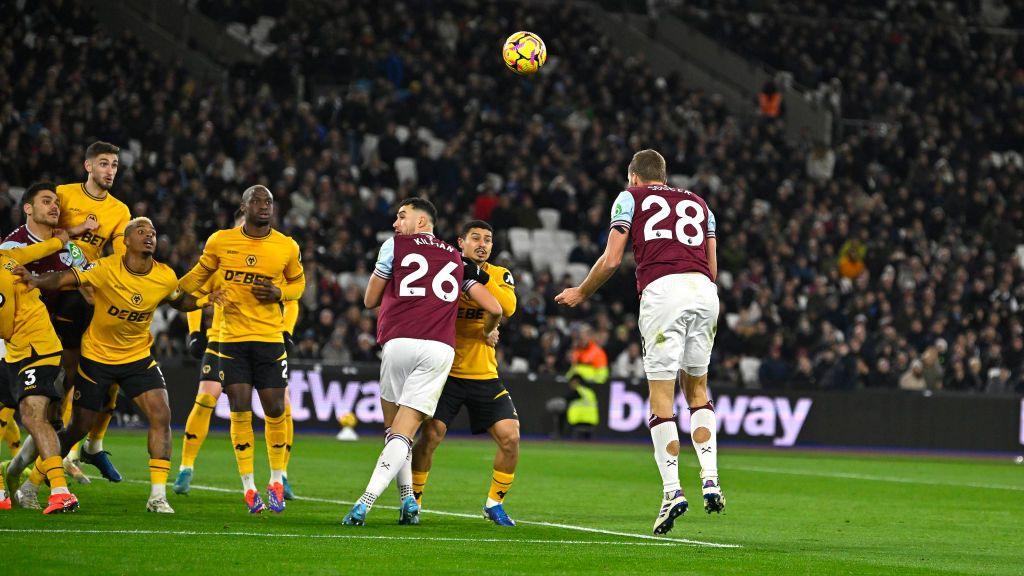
[178, 226, 304, 343]
[0, 238, 65, 364]
[56, 183, 132, 261]
[73, 255, 179, 364]
[450, 262, 516, 380]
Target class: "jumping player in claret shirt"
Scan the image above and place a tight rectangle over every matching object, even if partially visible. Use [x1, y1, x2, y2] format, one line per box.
[556, 149, 724, 535]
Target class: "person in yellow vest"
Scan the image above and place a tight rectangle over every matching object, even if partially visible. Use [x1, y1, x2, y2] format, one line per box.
[566, 375, 599, 440]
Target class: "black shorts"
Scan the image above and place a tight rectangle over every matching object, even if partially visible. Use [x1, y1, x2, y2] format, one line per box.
[0, 359, 14, 407]
[7, 353, 65, 403]
[76, 356, 166, 411]
[218, 341, 288, 389]
[433, 376, 518, 434]
[52, 290, 93, 348]
[199, 341, 224, 384]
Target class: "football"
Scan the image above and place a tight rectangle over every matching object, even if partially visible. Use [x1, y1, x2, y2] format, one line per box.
[502, 31, 547, 75]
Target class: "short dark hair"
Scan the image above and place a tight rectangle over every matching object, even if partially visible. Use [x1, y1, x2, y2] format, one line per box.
[241, 184, 273, 204]
[628, 149, 667, 183]
[85, 141, 120, 159]
[22, 181, 57, 208]
[400, 198, 437, 224]
[460, 219, 493, 238]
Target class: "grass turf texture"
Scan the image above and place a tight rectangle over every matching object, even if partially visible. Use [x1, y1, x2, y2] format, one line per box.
[1, 431, 1021, 575]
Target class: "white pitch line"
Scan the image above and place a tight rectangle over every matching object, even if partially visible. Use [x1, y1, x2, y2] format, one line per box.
[0, 528, 684, 547]
[121, 479, 739, 548]
[732, 465, 1024, 492]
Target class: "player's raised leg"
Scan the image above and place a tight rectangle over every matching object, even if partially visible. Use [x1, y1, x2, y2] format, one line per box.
[133, 387, 174, 513]
[648, 376, 687, 535]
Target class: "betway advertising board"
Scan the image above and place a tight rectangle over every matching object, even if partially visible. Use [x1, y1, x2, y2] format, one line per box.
[163, 362, 1023, 452]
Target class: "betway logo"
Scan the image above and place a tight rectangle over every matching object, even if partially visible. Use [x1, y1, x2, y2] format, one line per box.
[215, 369, 383, 423]
[608, 382, 812, 446]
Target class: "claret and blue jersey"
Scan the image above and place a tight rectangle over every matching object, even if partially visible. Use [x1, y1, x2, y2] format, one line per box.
[609, 184, 717, 292]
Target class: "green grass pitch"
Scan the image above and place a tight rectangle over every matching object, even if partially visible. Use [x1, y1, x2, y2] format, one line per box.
[1, 430, 1021, 575]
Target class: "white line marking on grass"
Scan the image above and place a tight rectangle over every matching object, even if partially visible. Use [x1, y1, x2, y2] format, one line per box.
[0, 528, 686, 547]
[733, 465, 1024, 492]
[122, 479, 740, 548]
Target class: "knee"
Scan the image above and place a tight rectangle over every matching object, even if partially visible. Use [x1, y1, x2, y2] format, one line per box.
[227, 394, 251, 413]
[150, 409, 171, 429]
[422, 425, 446, 451]
[498, 425, 520, 455]
[263, 399, 285, 419]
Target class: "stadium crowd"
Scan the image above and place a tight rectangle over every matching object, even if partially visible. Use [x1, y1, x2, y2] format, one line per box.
[2, 0, 1022, 394]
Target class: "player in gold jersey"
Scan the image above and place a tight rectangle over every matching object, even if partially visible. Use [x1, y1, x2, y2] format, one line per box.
[177, 185, 305, 514]
[410, 220, 520, 526]
[20, 218, 216, 513]
[172, 211, 301, 500]
[0, 229, 79, 513]
[55, 141, 133, 484]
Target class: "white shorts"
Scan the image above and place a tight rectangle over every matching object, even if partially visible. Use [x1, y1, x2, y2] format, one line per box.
[639, 273, 720, 381]
[379, 338, 456, 417]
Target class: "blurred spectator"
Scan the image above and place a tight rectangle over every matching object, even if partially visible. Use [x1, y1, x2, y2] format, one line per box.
[758, 80, 783, 119]
[899, 359, 926, 391]
[611, 342, 645, 380]
[567, 325, 609, 385]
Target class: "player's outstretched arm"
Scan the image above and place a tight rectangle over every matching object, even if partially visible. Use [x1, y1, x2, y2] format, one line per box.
[15, 268, 79, 292]
[167, 288, 225, 312]
[0, 233, 67, 265]
[555, 228, 629, 307]
[178, 232, 221, 293]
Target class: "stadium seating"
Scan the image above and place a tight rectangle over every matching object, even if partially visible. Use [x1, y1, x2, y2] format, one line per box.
[1, 0, 1020, 393]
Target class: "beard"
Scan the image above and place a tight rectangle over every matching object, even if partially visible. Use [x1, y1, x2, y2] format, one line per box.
[94, 177, 113, 191]
[33, 213, 59, 228]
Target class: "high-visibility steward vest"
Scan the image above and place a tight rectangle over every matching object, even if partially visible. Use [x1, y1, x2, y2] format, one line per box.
[567, 385, 600, 426]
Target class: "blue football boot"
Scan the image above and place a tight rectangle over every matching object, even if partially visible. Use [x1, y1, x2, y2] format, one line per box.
[398, 496, 420, 525]
[80, 450, 122, 483]
[343, 502, 368, 526]
[173, 468, 193, 495]
[483, 503, 516, 527]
